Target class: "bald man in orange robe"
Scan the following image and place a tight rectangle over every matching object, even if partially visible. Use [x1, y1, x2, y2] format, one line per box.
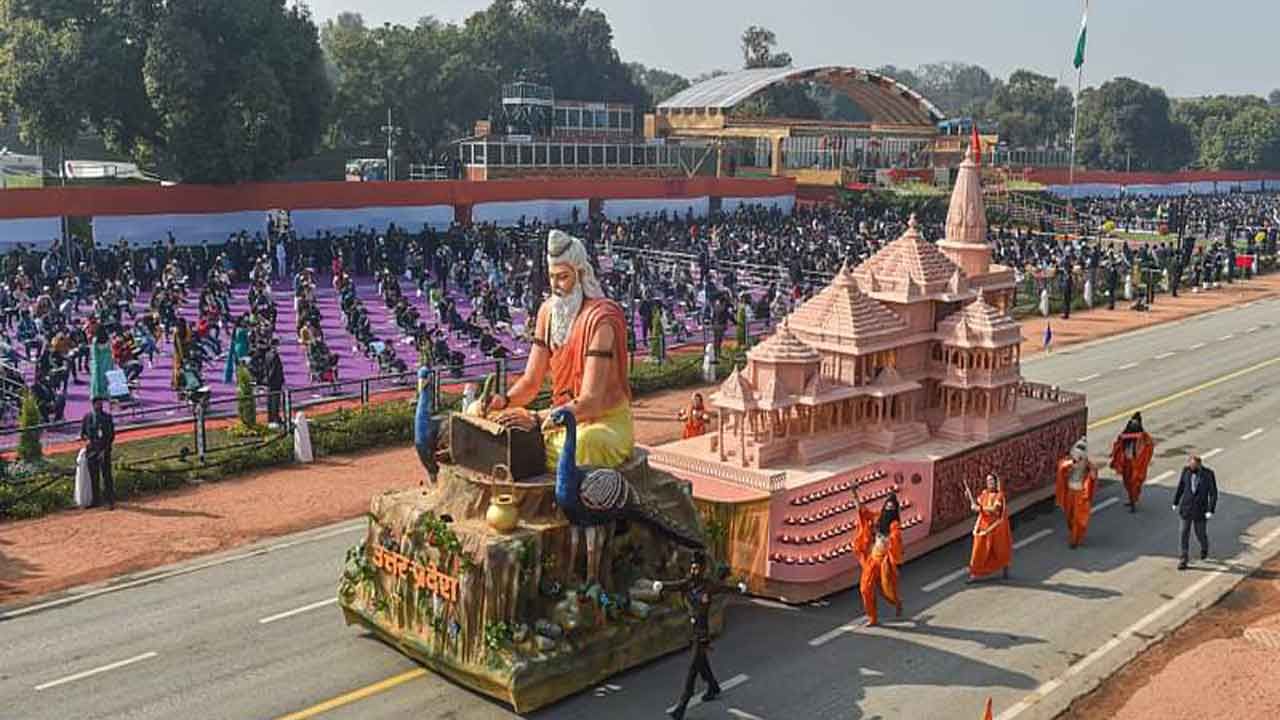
[1110, 412, 1155, 511]
[966, 473, 1012, 582]
[853, 491, 903, 626]
[1056, 437, 1098, 548]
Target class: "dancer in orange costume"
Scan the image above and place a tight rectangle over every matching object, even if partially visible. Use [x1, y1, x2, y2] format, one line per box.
[853, 490, 902, 625]
[1109, 412, 1155, 512]
[1056, 437, 1097, 548]
[965, 473, 1012, 582]
[678, 392, 711, 439]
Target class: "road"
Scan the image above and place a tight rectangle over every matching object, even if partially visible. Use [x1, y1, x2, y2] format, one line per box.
[2, 298, 1279, 720]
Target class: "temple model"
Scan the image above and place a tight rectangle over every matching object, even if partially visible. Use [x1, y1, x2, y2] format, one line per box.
[545, 407, 704, 586]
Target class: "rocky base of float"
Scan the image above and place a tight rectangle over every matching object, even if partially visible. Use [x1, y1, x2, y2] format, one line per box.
[336, 452, 719, 712]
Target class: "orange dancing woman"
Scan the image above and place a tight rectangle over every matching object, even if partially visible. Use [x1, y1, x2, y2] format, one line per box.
[678, 392, 711, 439]
[965, 472, 1012, 582]
[853, 490, 903, 626]
[1109, 412, 1155, 512]
[1056, 437, 1097, 548]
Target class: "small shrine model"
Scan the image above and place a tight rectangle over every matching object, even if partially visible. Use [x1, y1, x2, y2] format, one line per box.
[648, 146, 1088, 602]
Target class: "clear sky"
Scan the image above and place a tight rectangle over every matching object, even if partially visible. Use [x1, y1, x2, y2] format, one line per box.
[300, 0, 1279, 98]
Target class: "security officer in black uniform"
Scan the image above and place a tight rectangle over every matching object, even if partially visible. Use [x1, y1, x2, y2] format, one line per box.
[654, 553, 746, 720]
[80, 396, 116, 509]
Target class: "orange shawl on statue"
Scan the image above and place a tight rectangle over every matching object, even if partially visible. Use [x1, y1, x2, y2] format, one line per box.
[969, 489, 1012, 577]
[1110, 431, 1155, 505]
[547, 298, 631, 407]
[1055, 458, 1097, 547]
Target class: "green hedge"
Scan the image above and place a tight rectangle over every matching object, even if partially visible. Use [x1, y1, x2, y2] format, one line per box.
[1, 353, 721, 521]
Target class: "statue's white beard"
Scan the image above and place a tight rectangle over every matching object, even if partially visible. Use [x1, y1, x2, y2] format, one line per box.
[548, 284, 584, 350]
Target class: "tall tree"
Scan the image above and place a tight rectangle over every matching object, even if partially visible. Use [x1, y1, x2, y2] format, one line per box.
[914, 62, 998, 118]
[1076, 77, 1193, 171]
[984, 70, 1074, 146]
[0, 0, 331, 183]
[627, 62, 691, 106]
[740, 26, 792, 69]
[1177, 96, 1280, 170]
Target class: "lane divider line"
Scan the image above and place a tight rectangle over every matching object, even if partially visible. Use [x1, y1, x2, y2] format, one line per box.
[1093, 497, 1121, 513]
[1076, 373, 1101, 383]
[728, 709, 768, 720]
[996, 522, 1280, 719]
[666, 674, 749, 714]
[259, 598, 339, 625]
[1118, 362, 1139, 370]
[275, 669, 429, 720]
[747, 598, 800, 612]
[1202, 447, 1224, 459]
[1189, 342, 1207, 350]
[1218, 334, 1235, 341]
[35, 651, 158, 691]
[1087, 356, 1280, 431]
[808, 620, 867, 647]
[922, 528, 1056, 593]
[1, 522, 365, 621]
[1154, 352, 1176, 360]
[1241, 428, 1264, 441]
[1152, 470, 1175, 483]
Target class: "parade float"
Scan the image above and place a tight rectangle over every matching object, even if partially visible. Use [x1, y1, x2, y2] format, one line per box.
[338, 378, 714, 710]
[647, 146, 1088, 602]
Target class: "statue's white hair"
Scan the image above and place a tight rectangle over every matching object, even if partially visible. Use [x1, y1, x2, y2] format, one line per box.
[547, 229, 604, 299]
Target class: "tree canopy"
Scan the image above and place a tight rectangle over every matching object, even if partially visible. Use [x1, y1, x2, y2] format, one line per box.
[984, 70, 1074, 147]
[0, 0, 331, 184]
[1076, 77, 1193, 172]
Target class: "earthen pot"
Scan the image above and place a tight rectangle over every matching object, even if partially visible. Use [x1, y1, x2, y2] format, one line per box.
[487, 493, 519, 533]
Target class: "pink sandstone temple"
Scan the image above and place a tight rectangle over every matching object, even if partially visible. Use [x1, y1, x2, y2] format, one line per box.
[648, 147, 1088, 602]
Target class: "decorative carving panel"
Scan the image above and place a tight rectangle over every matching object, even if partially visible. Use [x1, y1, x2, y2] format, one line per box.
[930, 410, 1087, 531]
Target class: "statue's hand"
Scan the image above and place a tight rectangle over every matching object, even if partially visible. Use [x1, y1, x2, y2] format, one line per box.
[487, 394, 508, 413]
[495, 408, 536, 432]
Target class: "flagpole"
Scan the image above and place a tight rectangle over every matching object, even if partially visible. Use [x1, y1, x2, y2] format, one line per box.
[1064, 0, 1085, 222]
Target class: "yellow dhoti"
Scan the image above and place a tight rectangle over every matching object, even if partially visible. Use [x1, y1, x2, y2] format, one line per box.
[544, 403, 635, 471]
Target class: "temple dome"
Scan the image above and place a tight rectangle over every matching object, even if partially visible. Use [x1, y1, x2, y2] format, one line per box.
[937, 297, 1022, 348]
[747, 321, 821, 365]
[787, 263, 908, 348]
[851, 215, 968, 300]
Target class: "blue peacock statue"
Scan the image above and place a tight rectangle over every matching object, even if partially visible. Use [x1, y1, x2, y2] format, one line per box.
[543, 407, 704, 586]
[414, 367, 440, 485]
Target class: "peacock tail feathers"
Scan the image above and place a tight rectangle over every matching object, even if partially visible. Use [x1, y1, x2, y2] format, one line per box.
[622, 493, 705, 550]
[579, 468, 630, 514]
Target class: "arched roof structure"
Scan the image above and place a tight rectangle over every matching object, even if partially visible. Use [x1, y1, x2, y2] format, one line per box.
[659, 66, 945, 126]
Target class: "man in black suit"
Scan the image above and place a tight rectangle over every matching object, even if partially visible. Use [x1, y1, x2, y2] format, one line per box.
[80, 396, 116, 509]
[1173, 454, 1217, 569]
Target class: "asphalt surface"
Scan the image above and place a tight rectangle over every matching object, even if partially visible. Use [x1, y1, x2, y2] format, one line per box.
[3, 297, 1280, 720]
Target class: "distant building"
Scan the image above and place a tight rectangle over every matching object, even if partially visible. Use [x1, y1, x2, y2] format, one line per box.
[456, 81, 682, 181]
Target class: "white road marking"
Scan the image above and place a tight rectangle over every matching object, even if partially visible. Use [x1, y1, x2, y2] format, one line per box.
[1189, 342, 1206, 350]
[1218, 334, 1235, 341]
[922, 529, 1055, 593]
[748, 598, 799, 612]
[666, 674, 748, 713]
[1152, 470, 1175, 483]
[1246, 326, 1260, 334]
[259, 598, 338, 625]
[1012, 528, 1054, 550]
[1118, 362, 1140, 370]
[35, 651, 158, 691]
[1202, 447, 1224, 459]
[1076, 373, 1100, 383]
[729, 709, 767, 720]
[1241, 428, 1264, 441]
[921, 568, 969, 593]
[997, 523, 1280, 719]
[0, 521, 365, 621]
[1154, 352, 1176, 360]
[808, 620, 867, 646]
[1093, 497, 1121, 513]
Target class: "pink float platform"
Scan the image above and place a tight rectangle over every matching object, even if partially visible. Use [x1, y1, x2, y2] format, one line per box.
[647, 146, 1089, 602]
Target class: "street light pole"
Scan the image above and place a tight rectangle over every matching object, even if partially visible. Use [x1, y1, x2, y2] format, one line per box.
[381, 107, 400, 182]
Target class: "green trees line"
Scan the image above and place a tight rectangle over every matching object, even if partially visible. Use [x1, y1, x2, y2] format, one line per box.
[2, 5, 1277, 184]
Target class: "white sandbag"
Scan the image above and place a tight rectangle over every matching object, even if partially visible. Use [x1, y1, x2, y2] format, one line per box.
[293, 411, 314, 463]
[74, 448, 93, 508]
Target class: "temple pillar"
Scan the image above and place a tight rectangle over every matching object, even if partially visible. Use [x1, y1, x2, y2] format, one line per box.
[739, 413, 748, 467]
[718, 409, 727, 462]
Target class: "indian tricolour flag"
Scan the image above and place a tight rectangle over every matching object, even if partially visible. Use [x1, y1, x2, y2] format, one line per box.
[1073, 1, 1089, 70]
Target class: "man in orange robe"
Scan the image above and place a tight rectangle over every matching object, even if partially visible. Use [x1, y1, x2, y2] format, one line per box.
[1056, 437, 1097, 548]
[678, 392, 710, 439]
[966, 473, 1012, 582]
[1110, 412, 1155, 512]
[853, 492, 903, 625]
